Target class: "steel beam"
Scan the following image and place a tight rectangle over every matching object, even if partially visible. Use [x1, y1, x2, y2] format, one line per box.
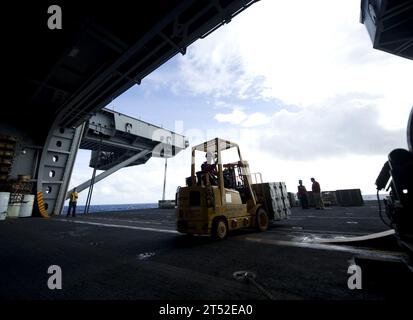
[36, 123, 86, 216]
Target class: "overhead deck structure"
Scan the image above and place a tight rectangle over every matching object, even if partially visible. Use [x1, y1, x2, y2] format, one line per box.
[65, 108, 188, 199]
[4, 0, 258, 132]
[81, 108, 188, 170]
[360, 0, 413, 60]
[1, 0, 258, 216]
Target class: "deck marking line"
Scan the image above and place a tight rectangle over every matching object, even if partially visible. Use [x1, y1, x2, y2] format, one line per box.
[289, 216, 379, 220]
[57, 219, 179, 234]
[81, 216, 165, 225]
[312, 229, 395, 243]
[241, 236, 406, 261]
[268, 229, 367, 236]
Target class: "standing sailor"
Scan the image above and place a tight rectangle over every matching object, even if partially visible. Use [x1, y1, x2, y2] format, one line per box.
[297, 180, 309, 209]
[311, 178, 324, 210]
[67, 188, 78, 217]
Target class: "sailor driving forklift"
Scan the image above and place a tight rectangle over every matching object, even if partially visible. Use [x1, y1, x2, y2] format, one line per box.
[200, 152, 218, 186]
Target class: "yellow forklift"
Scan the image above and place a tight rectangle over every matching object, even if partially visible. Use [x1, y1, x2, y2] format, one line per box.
[176, 138, 287, 239]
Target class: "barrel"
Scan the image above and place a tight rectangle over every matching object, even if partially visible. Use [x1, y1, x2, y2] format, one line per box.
[0, 192, 10, 220]
[7, 193, 22, 218]
[19, 194, 35, 217]
[7, 203, 21, 218]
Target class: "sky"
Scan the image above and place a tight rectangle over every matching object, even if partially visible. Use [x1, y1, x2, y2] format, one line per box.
[68, 0, 413, 205]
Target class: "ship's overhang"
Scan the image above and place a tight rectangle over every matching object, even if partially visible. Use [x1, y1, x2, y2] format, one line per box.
[2, 1, 257, 142]
[360, 0, 413, 60]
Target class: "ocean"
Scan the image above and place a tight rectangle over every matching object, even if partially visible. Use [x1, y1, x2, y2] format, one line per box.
[362, 194, 388, 201]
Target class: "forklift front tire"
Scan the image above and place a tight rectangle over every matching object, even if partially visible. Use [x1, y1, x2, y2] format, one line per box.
[212, 218, 228, 240]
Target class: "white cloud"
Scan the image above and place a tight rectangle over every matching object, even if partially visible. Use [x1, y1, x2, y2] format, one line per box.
[215, 107, 247, 124]
[177, 42, 264, 99]
[219, 94, 405, 158]
[241, 112, 271, 127]
[172, 0, 413, 130]
[214, 107, 271, 128]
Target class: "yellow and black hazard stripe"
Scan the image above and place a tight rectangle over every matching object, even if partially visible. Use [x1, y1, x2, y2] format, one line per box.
[36, 192, 50, 218]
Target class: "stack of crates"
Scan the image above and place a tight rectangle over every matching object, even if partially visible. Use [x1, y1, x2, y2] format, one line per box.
[335, 189, 364, 206]
[252, 182, 291, 220]
[288, 192, 299, 207]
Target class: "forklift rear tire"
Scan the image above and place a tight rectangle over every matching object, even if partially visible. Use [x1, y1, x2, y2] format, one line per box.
[212, 218, 228, 240]
[256, 208, 269, 232]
